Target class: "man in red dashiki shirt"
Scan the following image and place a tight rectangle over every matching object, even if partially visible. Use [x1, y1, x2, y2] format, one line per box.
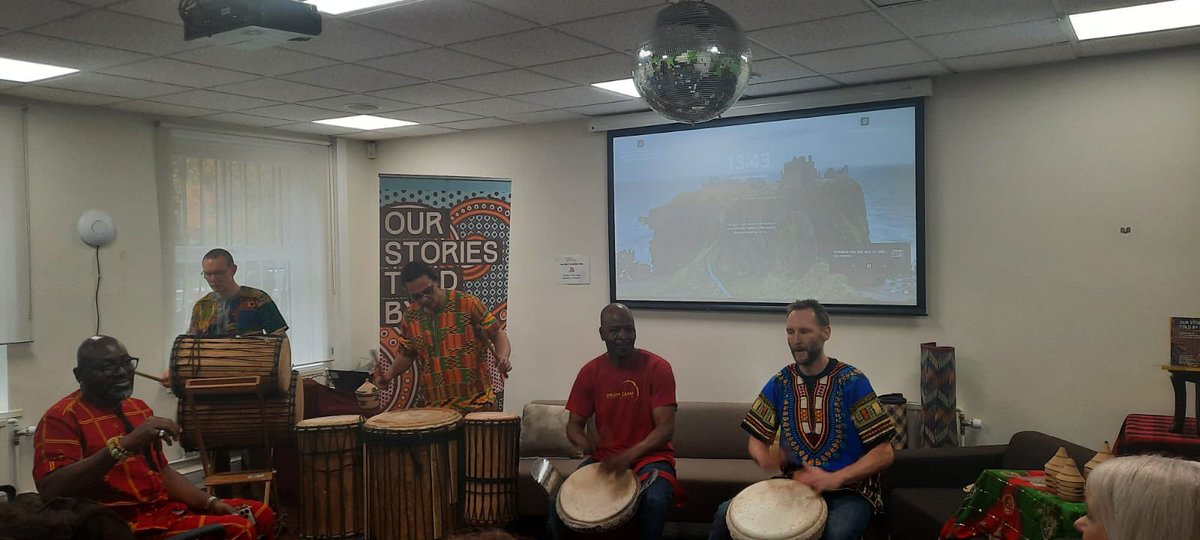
[35, 335, 275, 540]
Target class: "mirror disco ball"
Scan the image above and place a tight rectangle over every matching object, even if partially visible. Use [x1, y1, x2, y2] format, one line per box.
[633, 0, 752, 124]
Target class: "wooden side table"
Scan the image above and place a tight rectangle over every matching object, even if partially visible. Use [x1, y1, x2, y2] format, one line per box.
[1163, 365, 1200, 435]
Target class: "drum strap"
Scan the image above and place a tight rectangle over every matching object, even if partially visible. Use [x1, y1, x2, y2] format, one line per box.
[634, 457, 686, 509]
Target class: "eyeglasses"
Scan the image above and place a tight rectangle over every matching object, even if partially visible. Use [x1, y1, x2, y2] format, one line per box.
[408, 285, 436, 300]
[91, 357, 139, 376]
[201, 271, 229, 279]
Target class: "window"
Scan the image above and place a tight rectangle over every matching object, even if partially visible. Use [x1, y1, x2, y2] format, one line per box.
[158, 127, 333, 366]
[0, 104, 32, 410]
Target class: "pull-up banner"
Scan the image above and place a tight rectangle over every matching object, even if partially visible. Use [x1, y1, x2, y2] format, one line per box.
[377, 175, 512, 410]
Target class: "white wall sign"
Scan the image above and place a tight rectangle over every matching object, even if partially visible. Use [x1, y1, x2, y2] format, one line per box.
[556, 255, 590, 285]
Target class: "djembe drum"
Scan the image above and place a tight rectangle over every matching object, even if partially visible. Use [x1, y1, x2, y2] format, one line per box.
[725, 479, 828, 540]
[363, 408, 463, 540]
[296, 415, 364, 540]
[170, 334, 292, 395]
[556, 462, 657, 536]
[462, 411, 521, 527]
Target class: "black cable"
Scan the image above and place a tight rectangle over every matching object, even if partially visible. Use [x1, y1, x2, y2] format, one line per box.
[95, 246, 102, 335]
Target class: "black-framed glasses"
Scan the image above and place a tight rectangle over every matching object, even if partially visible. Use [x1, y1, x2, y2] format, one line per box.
[92, 357, 139, 376]
[201, 270, 229, 279]
[408, 285, 436, 300]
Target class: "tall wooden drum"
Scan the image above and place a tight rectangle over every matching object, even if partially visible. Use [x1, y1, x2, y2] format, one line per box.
[170, 334, 292, 395]
[726, 479, 828, 540]
[363, 408, 463, 540]
[462, 411, 520, 527]
[296, 415, 364, 540]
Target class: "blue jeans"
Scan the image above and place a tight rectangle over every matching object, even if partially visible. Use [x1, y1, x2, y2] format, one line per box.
[547, 458, 676, 540]
[708, 489, 872, 540]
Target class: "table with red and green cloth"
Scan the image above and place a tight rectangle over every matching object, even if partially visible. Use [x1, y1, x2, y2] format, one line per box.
[940, 469, 1086, 540]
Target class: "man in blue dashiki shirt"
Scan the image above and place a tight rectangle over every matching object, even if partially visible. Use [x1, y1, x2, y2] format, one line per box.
[709, 299, 896, 540]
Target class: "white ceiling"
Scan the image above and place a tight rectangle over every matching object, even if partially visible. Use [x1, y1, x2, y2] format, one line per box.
[1, 0, 1197, 139]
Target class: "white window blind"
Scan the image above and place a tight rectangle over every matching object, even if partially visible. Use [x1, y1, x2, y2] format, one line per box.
[0, 105, 32, 347]
[158, 127, 333, 366]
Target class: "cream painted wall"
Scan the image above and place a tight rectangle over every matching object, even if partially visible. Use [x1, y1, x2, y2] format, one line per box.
[354, 46, 1200, 448]
[4, 101, 174, 488]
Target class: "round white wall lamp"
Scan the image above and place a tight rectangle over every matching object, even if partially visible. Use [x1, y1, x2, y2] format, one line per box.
[77, 210, 116, 247]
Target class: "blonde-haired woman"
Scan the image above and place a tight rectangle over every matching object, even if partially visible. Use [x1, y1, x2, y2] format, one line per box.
[1075, 455, 1200, 540]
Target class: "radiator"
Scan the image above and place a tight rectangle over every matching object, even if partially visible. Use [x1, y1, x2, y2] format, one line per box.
[1, 410, 36, 494]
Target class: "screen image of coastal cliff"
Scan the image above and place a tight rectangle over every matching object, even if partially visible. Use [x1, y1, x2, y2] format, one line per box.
[611, 105, 919, 306]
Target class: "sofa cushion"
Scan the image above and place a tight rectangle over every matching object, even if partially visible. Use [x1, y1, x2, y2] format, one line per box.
[673, 402, 754, 459]
[1002, 431, 1096, 472]
[889, 487, 967, 540]
[520, 401, 583, 459]
[672, 458, 773, 523]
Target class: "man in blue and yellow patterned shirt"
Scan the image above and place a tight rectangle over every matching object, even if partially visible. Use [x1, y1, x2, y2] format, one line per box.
[709, 299, 896, 540]
[188, 248, 287, 337]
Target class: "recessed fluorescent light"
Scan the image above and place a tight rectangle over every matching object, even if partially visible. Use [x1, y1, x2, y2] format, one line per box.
[592, 79, 641, 98]
[1069, 0, 1200, 40]
[0, 56, 78, 83]
[314, 115, 417, 130]
[303, 0, 416, 15]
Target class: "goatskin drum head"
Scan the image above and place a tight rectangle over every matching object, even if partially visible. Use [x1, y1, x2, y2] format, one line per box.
[726, 479, 828, 540]
[557, 462, 638, 525]
[365, 407, 461, 431]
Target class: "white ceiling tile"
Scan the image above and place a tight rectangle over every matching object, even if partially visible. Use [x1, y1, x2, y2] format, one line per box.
[748, 40, 782, 61]
[348, 0, 536, 46]
[280, 20, 427, 62]
[828, 61, 950, 85]
[152, 89, 282, 110]
[279, 64, 422, 93]
[498, 109, 586, 123]
[567, 100, 650, 116]
[0, 0, 86, 30]
[98, 58, 259, 88]
[883, 0, 1058, 37]
[749, 12, 905, 56]
[361, 48, 508, 81]
[919, 19, 1071, 59]
[192, 112, 294, 127]
[240, 103, 344, 121]
[30, 10, 199, 55]
[1, 85, 126, 106]
[555, 7, 659, 51]
[440, 97, 549, 116]
[435, 117, 517, 130]
[529, 53, 634, 84]
[513, 86, 627, 108]
[107, 100, 219, 117]
[299, 94, 418, 113]
[444, 70, 572, 96]
[40, 72, 189, 99]
[211, 78, 344, 102]
[943, 43, 1076, 72]
[170, 46, 339, 76]
[380, 107, 481, 124]
[0, 33, 150, 71]
[474, 0, 659, 25]
[109, 0, 183, 25]
[369, 83, 493, 106]
[791, 40, 934, 73]
[1056, 0, 1148, 13]
[68, 0, 122, 5]
[742, 76, 841, 97]
[273, 122, 357, 136]
[750, 57, 818, 83]
[717, 0, 872, 31]
[449, 28, 609, 67]
[370, 125, 463, 138]
[1076, 27, 1200, 57]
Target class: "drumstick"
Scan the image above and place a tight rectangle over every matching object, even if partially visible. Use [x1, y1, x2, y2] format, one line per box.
[134, 370, 166, 384]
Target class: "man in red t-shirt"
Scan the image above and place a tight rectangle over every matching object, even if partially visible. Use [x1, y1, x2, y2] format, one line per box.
[549, 303, 678, 540]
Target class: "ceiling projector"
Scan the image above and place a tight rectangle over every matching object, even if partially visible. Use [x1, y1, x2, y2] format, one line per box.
[181, 0, 322, 50]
